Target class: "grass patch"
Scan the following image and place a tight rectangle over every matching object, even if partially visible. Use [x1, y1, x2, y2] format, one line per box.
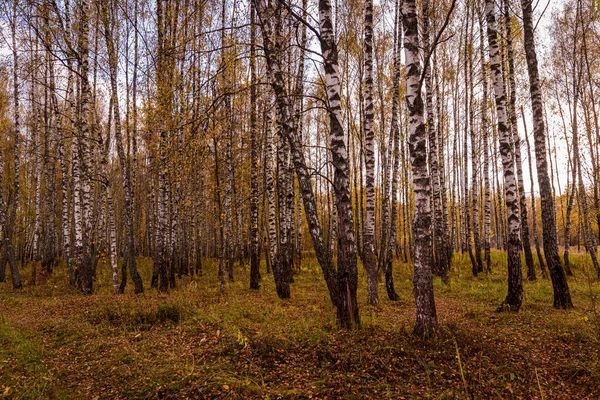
[89, 301, 184, 330]
[0, 250, 599, 398]
[0, 318, 58, 399]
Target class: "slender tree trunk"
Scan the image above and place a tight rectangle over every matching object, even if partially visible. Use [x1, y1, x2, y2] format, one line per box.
[466, 6, 482, 274]
[73, 0, 95, 294]
[520, 0, 572, 308]
[265, 111, 278, 277]
[249, 0, 260, 290]
[362, 0, 379, 305]
[423, 0, 450, 282]
[275, 113, 293, 298]
[521, 106, 548, 278]
[383, 0, 402, 301]
[317, 0, 360, 327]
[485, 0, 523, 312]
[504, 0, 535, 280]
[101, 0, 144, 294]
[403, 0, 437, 338]
[479, 11, 492, 273]
[32, 80, 43, 284]
[2, 0, 23, 289]
[256, 0, 359, 328]
[153, 0, 171, 293]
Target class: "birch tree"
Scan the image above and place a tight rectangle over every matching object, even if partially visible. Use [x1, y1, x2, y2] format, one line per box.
[403, 0, 437, 337]
[362, 0, 379, 305]
[520, 0, 573, 308]
[485, 0, 523, 311]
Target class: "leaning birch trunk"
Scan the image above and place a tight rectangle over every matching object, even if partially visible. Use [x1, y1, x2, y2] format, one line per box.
[317, 0, 360, 327]
[521, 0, 573, 309]
[362, 0, 379, 305]
[520, 0, 572, 308]
[293, 12, 306, 268]
[403, 0, 437, 338]
[256, 0, 359, 328]
[485, 0, 523, 311]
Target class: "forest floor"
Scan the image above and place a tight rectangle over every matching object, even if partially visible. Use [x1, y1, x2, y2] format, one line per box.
[1, 251, 599, 399]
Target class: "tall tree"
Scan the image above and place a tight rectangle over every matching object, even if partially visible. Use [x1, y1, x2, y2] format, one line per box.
[362, 0, 379, 305]
[521, 106, 548, 278]
[424, 0, 450, 281]
[249, 0, 261, 290]
[256, 0, 359, 328]
[0, 0, 23, 289]
[403, 0, 437, 338]
[520, 0, 573, 308]
[382, 0, 402, 302]
[485, 0, 523, 311]
[479, 9, 492, 272]
[316, 0, 360, 326]
[503, 0, 535, 280]
[101, 0, 144, 294]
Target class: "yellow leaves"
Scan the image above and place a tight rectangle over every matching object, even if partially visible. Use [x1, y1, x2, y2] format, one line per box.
[236, 328, 249, 350]
[222, 384, 229, 390]
[0, 386, 10, 397]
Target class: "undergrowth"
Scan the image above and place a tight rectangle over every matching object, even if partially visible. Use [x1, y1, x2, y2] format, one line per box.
[0, 250, 598, 398]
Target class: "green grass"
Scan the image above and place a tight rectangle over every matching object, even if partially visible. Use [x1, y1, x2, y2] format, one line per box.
[0, 316, 55, 399]
[0, 250, 599, 398]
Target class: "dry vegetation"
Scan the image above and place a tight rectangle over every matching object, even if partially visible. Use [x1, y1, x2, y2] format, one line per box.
[1, 251, 599, 399]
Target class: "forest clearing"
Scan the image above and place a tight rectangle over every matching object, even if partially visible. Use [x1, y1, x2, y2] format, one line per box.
[1, 252, 599, 399]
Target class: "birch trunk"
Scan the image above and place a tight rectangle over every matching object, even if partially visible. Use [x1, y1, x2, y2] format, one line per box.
[383, 0, 402, 301]
[256, 0, 359, 328]
[485, 0, 523, 311]
[504, 0, 535, 280]
[32, 82, 43, 282]
[363, 0, 379, 305]
[521, 106, 548, 277]
[479, 11, 492, 272]
[525, 3, 574, 306]
[423, 0, 450, 282]
[266, 111, 278, 277]
[1, 0, 23, 289]
[249, 0, 260, 290]
[276, 115, 293, 298]
[403, 0, 437, 338]
[101, 0, 144, 294]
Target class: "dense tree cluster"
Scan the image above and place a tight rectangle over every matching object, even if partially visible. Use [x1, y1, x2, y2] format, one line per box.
[0, 0, 598, 337]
